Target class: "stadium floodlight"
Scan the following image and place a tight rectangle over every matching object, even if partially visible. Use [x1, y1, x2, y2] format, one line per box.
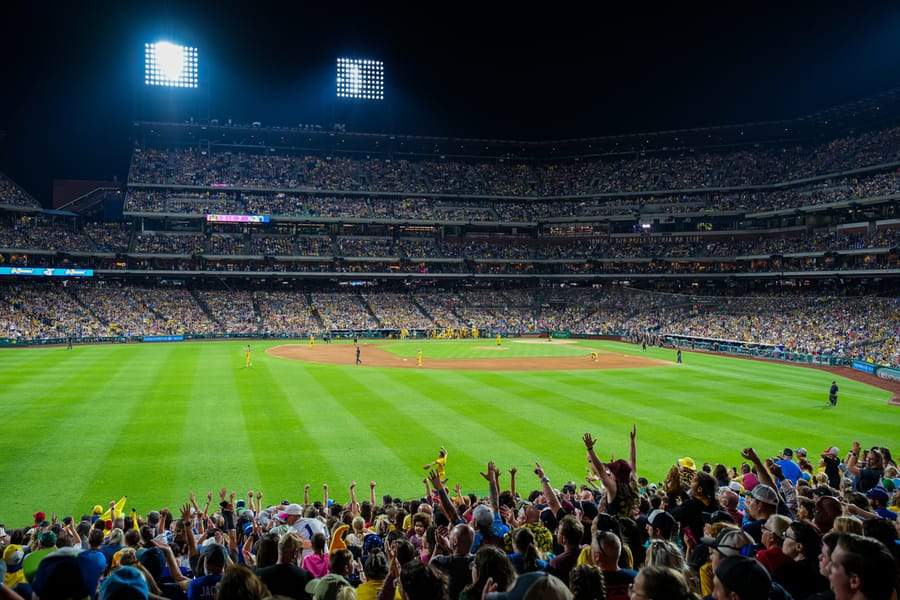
[145, 41, 199, 88]
[336, 57, 384, 100]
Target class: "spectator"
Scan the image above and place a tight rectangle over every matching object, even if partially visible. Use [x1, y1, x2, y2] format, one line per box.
[713, 556, 772, 600]
[256, 532, 314, 599]
[828, 532, 897, 600]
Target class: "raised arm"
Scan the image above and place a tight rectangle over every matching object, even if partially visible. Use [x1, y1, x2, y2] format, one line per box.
[508, 467, 517, 498]
[583, 433, 617, 501]
[741, 447, 776, 490]
[323, 483, 329, 508]
[349, 482, 359, 515]
[181, 502, 198, 559]
[203, 491, 213, 520]
[428, 468, 460, 524]
[629, 424, 638, 478]
[480, 461, 500, 512]
[154, 537, 190, 589]
[304, 483, 311, 507]
[846, 441, 862, 477]
[534, 462, 561, 515]
[369, 481, 377, 509]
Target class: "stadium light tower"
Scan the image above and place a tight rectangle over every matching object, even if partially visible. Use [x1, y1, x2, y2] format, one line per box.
[145, 41, 199, 88]
[336, 58, 384, 100]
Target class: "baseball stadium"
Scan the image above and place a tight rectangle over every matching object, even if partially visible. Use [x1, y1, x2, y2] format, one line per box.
[1, 8, 899, 599]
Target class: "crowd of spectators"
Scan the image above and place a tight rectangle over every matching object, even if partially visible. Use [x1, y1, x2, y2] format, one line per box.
[3, 214, 897, 277]
[3, 281, 897, 367]
[1, 433, 897, 600]
[0, 175, 41, 208]
[126, 125, 900, 199]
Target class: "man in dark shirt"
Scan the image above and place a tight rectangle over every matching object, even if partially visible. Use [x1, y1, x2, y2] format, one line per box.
[256, 532, 314, 600]
[547, 515, 583, 586]
[429, 523, 475, 600]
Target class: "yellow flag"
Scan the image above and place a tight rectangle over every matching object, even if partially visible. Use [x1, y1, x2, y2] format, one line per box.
[98, 496, 128, 522]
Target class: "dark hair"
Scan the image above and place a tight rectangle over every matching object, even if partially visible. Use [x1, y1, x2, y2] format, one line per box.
[399, 560, 448, 600]
[216, 563, 269, 600]
[694, 472, 721, 508]
[833, 533, 896, 600]
[569, 564, 606, 600]
[311, 532, 326, 553]
[124, 528, 141, 547]
[363, 547, 389, 580]
[513, 528, 541, 573]
[394, 538, 418, 565]
[254, 532, 280, 569]
[558, 515, 584, 547]
[329, 548, 354, 576]
[463, 545, 515, 596]
[713, 463, 731, 486]
[788, 520, 821, 562]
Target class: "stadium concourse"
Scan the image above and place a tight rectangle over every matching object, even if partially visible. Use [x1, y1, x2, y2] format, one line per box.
[2, 109, 900, 598]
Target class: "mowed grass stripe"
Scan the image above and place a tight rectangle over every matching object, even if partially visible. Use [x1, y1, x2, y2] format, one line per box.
[1, 340, 897, 524]
[300, 364, 455, 496]
[97, 344, 198, 513]
[232, 350, 332, 500]
[4, 345, 151, 519]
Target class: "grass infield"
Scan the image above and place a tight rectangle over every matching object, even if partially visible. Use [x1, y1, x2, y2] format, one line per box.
[0, 338, 894, 525]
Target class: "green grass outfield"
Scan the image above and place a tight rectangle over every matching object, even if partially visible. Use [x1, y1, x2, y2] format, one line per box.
[0, 338, 895, 525]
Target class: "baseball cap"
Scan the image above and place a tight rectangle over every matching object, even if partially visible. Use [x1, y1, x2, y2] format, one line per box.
[703, 510, 736, 525]
[31, 548, 104, 600]
[822, 446, 839, 457]
[781, 448, 793, 458]
[203, 543, 229, 569]
[472, 505, 493, 527]
[38, 531, 58, 547]
[748, 484, 778, 506]
[100, 565, 149, 599]
[714, 556, 771, 600]
[305, 573, 351, 600]
[866, 487, 890, 504]
[700, 528, 755, 558]
[639, 509, 676, 531]
[278, 503, 303, 519]
[794, 447, 808, 457]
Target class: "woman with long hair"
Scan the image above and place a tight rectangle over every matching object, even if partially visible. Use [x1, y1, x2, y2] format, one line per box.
[461, 545, 516, 600]
[632, 565, 700, 600]
[509, 527, 548, 574]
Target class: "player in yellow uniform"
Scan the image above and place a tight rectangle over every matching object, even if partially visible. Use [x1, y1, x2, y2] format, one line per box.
[496, 333, 502, 346]
[309, 333, 314, 348]
[591, 351, 598, 362]
[416, 348, 423, 367]
[245, 344, 252, 367]
[423, 446, 448, 481]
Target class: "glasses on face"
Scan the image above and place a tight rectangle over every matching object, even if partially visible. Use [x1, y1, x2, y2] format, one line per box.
[783, 532, 797, 541]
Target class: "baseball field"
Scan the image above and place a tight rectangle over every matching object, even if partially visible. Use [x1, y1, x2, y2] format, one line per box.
[0, 337, 895, 525]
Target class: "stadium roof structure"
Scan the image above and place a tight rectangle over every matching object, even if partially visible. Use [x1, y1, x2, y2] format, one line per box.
[130, 83, 900, 162]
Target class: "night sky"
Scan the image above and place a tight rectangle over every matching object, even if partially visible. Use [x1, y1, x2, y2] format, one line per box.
[3, 2, 900, 206]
